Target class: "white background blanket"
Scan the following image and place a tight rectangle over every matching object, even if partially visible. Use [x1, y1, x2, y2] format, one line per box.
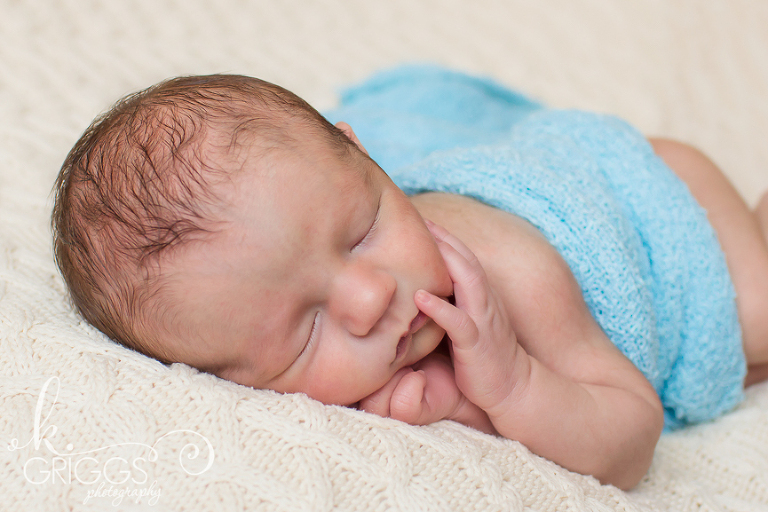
[1, 1, 767, 510]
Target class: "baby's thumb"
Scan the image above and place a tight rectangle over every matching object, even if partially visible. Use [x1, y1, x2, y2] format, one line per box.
[389, 370, 428, 425]
[358, 390, 391, 418]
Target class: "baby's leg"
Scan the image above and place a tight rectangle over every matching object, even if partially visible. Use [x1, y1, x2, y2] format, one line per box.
[749, 196, 768, 384]
[649, 139, 768, 386]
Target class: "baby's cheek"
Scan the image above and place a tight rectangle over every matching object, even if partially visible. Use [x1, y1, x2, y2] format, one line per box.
[424, 244, 453, 296]
[418, 232, 451, 288]
[302, 353, 385, 407]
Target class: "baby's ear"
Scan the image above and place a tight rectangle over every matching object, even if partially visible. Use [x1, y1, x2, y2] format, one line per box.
[335, 121, 369, 155]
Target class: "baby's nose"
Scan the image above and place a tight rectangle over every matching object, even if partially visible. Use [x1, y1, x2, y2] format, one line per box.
[330, 265, 396, 337]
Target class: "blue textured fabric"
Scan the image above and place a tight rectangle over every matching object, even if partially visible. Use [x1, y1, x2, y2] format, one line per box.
[325, 66, 746, 430]
[325, 65, 542, 172]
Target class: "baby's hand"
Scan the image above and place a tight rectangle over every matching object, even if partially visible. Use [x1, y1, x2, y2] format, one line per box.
[358, 353, 463, 426]
[416, 221, 526, 419]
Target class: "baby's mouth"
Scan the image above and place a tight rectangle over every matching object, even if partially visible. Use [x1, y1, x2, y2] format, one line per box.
[395, 311, 429, 360]
[395, 333, 411, 360]
[409, 311, 429, 334]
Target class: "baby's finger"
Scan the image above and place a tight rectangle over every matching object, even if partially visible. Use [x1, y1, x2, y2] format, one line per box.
[431, 234, 490, 317]
[389, 370, 428, 425]
[359, 367, 412, 417]
[426, 220, 478, 264]
[415, 289, 480, 350]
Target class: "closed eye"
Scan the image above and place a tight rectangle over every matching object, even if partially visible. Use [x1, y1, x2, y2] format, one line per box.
[299, 312, 320, 358]
[352, 197, 381, 251]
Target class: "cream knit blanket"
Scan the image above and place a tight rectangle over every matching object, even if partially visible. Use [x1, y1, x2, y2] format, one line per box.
[1, 1, 767, 510]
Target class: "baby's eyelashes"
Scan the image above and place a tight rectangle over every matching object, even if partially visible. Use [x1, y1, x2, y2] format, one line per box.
[351, 200, 381, 251]
[298, 312, 320, 358]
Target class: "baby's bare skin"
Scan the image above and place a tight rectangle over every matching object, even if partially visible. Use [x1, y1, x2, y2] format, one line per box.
[360, 137, 768, 490]
[361, 192, 664, 490]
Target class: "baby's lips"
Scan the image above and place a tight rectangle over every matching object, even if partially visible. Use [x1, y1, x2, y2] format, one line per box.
[409, 310, 429, 335]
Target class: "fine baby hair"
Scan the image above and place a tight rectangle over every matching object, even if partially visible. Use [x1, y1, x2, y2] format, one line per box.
[52, 74, 356, 362]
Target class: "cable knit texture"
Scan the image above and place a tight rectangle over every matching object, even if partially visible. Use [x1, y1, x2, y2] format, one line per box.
[1, 1, 767, 510]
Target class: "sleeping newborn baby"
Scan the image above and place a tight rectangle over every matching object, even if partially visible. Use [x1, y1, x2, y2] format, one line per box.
[52, 70, 768, 490]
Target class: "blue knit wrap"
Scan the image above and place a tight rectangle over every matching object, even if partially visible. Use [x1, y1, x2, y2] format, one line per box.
[325, 66, 746, 430]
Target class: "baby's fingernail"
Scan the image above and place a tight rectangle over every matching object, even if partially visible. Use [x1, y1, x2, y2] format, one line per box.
[415, 290, 431, 303]
[426, 220, 448, 239]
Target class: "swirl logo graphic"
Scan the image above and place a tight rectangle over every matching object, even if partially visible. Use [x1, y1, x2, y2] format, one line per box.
[7, 377, 215, 506]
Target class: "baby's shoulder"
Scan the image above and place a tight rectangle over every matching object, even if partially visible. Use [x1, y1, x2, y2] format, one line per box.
[411, 192, 573, 300]
[411, 192, 601, 357]
[411, 191, 558, 267]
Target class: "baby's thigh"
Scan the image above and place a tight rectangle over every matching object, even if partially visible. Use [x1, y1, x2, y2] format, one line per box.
[649, 138, 768, 365]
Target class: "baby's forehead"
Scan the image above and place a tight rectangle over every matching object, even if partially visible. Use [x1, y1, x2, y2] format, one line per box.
[232, 123, 367, 184]
[221, 137, 373, 238]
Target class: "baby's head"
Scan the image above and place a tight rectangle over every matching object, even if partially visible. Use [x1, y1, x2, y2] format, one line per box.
[53, 74, 452, 405]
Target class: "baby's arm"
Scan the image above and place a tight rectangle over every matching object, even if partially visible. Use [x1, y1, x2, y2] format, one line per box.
[359, 352, 496, 434]
[418, 221, 664, 490]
